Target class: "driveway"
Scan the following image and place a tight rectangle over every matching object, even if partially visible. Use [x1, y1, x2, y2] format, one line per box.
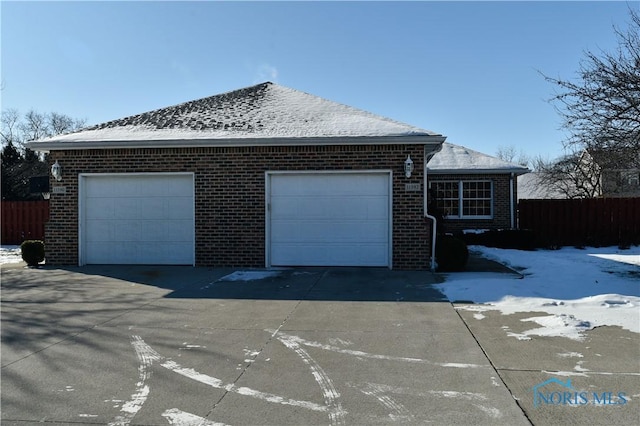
[1, 264, 530, 425]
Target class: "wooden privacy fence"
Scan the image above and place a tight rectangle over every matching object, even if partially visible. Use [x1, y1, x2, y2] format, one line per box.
[1, 201, 50, 245]
[519, 198, 640, 247]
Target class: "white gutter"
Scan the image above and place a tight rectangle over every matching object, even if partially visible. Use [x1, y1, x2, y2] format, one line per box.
[26, 134, 447, 153]
[509, 172, 515, 229]
[424, 144, 444, 272]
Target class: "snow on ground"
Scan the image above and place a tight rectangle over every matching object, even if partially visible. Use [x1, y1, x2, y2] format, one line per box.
[218, 270, 282, 281]
[435, 245, 640, 340]
[0, 246, 22, 264]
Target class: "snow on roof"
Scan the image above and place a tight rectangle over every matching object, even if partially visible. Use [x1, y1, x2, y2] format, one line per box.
[427, 142, 529, 175]
[517, 172, 568, 200]
[29, 82, 445, 150]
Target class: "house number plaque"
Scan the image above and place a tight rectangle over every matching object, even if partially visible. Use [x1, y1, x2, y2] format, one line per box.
[405, 183, 421, 192]
[52, 186, 67, 194]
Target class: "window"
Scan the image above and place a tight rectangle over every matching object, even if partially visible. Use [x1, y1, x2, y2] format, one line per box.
[432, 180, 493, 219]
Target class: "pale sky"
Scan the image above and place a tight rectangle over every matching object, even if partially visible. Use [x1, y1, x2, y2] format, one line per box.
[1, 1, 636, 160]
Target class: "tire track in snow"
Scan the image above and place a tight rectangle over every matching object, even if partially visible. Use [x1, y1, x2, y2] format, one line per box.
[349, 382, 502, 420]
[162, 408, 228, 426]
[160, 359, 327, 412]
[113, 336, 330, 426]
[109, 336, 162, 426]
[349, 382, 414, 422]
[268, 330, 489, 368]
[276, 334, 347, 425]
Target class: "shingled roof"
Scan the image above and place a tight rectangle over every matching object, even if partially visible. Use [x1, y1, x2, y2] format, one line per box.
[427, 142, 530, 175]
[29, 82, 445, 150]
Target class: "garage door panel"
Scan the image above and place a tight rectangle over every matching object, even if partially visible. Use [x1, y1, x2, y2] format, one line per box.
[112, 198, 140, 219]
[86, 198, 115, 219]
[112, 221, 142, 242]
[270, 198, 298, 219]
[269, 173, 390, 267]
[86, 242, 136, 264]
[82, 174, 194, 265]
[139, 221, 166, 242]
[273, 220, 389, 244]
[86, 220, 113, 242]
[141, 198, 170, 220]
[166, 177, 195, 194]
[170, 220, 195, 240]
[167, 198, 194, 219]
[271, 243, 388, 267]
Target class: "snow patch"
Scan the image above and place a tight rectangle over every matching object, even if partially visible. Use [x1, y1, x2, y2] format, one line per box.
[218, 270, 282, 282]
[589, 253, 640, 266]
[463, 229, 490, 235]
[557, 352, 584, 358]
[438, 245, 640, 341]
[0, 245, 22, 264]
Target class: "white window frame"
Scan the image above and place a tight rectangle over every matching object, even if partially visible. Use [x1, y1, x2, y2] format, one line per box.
[433, 180, 493, 219]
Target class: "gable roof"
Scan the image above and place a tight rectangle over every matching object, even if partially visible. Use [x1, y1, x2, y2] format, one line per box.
[427, 142, 530, 175]
[517, 172, 569, 200]
[28, 82, 445, 151]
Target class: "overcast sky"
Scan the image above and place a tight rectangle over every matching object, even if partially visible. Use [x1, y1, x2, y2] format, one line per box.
[1, 1, 635, 160]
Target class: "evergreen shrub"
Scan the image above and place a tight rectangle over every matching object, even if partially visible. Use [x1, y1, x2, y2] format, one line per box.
[436, 234, 469, 272]
[20, 240, 45, 266]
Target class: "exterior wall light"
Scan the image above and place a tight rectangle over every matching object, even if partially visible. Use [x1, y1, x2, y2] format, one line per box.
[404, 155, 414, 178]
[51, 160, 62, 181]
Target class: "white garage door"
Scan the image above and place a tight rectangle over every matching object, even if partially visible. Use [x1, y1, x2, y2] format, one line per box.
[81, 174, 194, 265]
[268, 172, 391, 267]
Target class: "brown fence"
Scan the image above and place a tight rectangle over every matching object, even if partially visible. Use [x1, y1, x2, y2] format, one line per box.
[519, 198, 640, 247]
[1, 201, 50, 245]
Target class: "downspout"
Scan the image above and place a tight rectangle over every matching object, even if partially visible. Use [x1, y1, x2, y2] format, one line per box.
[509, 172, 515, 229]
[425, 145, 443, 272]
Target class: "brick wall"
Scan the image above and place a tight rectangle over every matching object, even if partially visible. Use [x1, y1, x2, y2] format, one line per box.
[46, 144, 432, 269]
[427, 173, 516, 234]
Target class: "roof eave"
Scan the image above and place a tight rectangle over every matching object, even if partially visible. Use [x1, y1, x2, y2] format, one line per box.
[27, 134, 446, 152]
[427, 167, 530, 176]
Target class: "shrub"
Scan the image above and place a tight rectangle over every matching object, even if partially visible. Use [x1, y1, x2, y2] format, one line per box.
[20, 240, 45, 266]
[436, 234, 469, 272]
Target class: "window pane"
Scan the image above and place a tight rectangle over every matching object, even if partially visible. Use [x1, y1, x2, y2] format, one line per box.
[433, 181, 460, 217]
[460, 181, 492, 217]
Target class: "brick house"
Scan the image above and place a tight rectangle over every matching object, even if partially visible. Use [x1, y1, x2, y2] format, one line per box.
[427, 142, 529, 235]
[28, 82, 526, 269]
[29, 82, 447, 269]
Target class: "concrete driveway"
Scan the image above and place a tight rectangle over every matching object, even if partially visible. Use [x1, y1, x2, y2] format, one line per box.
[1, 264, 532, 425]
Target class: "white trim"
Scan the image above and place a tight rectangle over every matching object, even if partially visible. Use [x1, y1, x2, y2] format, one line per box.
[433, 179, 494, 220]
[265, 170, 393, 269]
[427, 168, 528, 175]
[29, 136, 446, 153]
[78, 172, 195, 266]
[509, 173, 515, 229]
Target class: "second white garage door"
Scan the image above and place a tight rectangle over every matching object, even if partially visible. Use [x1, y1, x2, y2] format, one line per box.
[268, 172, 391, 267]
[80, 173, 194, 265]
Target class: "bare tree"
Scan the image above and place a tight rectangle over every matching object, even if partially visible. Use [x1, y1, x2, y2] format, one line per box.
[49, 112, 86, 136]
[2, 109, 86, 149]
[19, 110, 51, 142]
[495, 144, 532, 168]
[0, 108, 21, 146]
[1, 109, 86, 200]
[543, 8, 640, 161]
[533, 151, 602, 199]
